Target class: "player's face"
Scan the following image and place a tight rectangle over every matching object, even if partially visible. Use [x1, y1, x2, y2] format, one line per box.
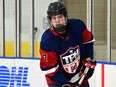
[51, 14, 67, 28]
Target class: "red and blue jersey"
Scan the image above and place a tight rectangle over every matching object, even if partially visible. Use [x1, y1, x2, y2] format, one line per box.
[39, 19, 95, 86]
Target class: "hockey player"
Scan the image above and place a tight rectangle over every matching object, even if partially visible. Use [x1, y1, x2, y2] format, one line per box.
[39, 1, 96, 87]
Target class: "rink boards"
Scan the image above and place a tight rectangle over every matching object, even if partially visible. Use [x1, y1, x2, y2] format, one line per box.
[0, 57, 116, 87]
[3, 41, 40, 58]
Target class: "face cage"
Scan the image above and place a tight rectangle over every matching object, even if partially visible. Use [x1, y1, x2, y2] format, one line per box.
[47, 15, 67, 29]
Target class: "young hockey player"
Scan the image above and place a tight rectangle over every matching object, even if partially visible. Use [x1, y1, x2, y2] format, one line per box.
[39, 1, 96, 87]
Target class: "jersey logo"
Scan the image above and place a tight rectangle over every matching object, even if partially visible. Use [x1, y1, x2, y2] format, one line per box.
[60, 46, 80, 74]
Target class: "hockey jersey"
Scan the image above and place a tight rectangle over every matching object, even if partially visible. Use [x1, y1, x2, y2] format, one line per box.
[39, 19, 95, 86]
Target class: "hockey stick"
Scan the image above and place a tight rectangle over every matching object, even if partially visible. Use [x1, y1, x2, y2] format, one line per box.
[77, 67, 89, 87]
[68, 67, 89, 87]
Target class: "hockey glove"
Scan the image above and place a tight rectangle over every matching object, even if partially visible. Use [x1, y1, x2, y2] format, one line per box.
[80, 59, 96, 80]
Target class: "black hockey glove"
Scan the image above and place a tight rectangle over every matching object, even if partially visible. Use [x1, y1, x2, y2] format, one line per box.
[80, 59, 96, 80]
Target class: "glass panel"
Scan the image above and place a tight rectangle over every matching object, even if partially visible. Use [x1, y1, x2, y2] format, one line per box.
[111, 0, 116, 62]
[5, 0, 16, 57]
[21, 0, 33, 57]
[0, 0, 4, 56]
[62, 0, 86, 22]
[94, 0, 107, 61]
[34, 0, 57, 58]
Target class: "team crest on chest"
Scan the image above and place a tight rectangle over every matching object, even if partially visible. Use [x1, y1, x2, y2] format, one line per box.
[60, 45, 80, 74]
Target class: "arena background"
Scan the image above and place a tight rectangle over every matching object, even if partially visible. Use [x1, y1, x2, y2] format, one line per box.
[0, 0, 116, 87]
